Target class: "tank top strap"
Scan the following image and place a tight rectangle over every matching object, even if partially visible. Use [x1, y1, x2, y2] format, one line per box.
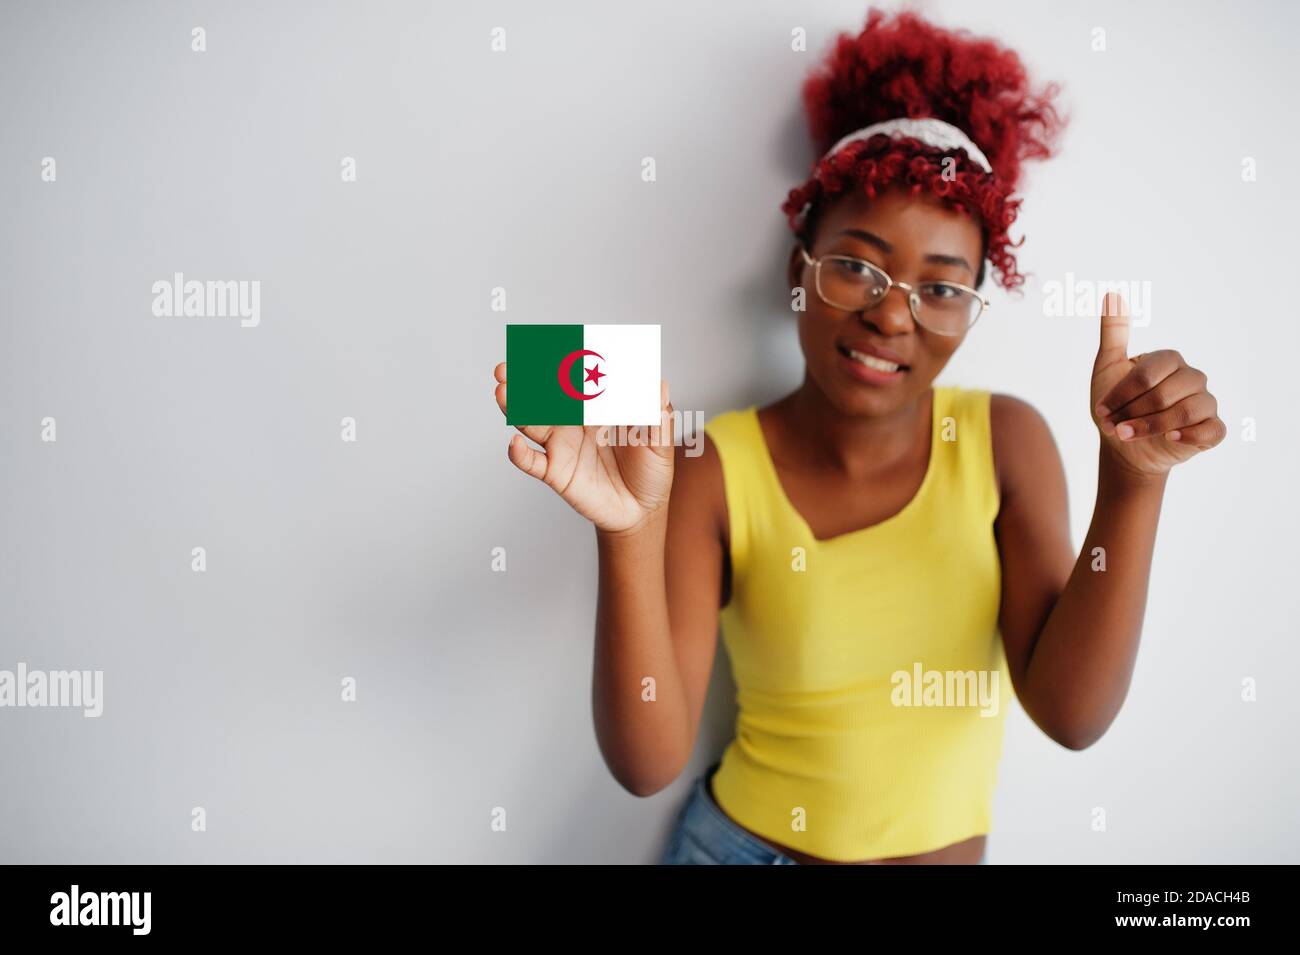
[930, 385, 1000, 523]
[702, 407, 782, 577]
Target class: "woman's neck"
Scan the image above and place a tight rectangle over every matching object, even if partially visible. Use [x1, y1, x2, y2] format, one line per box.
[769, 375, 932, 477]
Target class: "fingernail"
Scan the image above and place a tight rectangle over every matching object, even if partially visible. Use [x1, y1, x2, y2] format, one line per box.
[1095, 403, 1110, 418]
[1100, 418, 1115, 434]
[1116, 423, 1134, 439]
[1168, 430, 1181, 441]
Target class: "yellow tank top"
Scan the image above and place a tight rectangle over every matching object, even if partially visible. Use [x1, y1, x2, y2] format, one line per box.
[705, 385, 1011, 862]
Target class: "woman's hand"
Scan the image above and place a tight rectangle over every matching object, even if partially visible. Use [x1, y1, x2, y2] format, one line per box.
[494, 362, 676, 534]
[1090, 293, 1226, 477]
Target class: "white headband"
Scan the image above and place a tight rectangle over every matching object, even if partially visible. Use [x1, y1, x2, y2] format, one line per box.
[820, 117, 993, 174]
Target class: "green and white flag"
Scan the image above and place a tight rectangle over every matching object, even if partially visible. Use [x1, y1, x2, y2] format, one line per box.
[506, 324, 661, 426]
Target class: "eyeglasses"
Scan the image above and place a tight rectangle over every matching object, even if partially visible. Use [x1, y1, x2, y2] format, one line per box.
[799, 246, 989, 336]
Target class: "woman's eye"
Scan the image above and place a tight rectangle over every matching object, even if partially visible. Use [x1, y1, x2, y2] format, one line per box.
[921, 283, 959, 299]
[832, 258, 873, 277]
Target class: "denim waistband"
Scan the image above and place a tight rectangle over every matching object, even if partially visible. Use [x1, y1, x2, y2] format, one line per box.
[661, 765, 799, 865]
[663, 764, 989, 865]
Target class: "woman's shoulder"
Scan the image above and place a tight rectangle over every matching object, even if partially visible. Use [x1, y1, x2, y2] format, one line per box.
[986, 391, 1060, 497]
[671, 410, 737, 547]
[676, 403, 771, 545]
[988, 391, 1054, 439]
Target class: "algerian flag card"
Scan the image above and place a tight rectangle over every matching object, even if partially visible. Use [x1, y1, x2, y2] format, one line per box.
[506, 324, 661, 426]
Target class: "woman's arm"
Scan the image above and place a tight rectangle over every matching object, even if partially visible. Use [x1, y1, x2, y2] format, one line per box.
[494, 366, 727, 795]
[992, 293, 1224, 750]
[993, 397, 1169, 749]
[593, 439, 728, 795]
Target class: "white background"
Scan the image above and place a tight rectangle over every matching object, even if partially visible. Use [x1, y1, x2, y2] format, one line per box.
[0, 0, 1296, 863]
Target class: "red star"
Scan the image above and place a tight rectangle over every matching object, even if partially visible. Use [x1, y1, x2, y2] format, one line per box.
[584, 363, 605, 386]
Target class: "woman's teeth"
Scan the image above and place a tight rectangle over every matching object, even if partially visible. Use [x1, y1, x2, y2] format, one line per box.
[847, 348, 902, 373]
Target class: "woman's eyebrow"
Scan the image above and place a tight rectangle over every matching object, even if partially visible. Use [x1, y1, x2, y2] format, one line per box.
[837, 228, 892, 254]
[836, 229, 973, 275]
[924, 252, 974, 275]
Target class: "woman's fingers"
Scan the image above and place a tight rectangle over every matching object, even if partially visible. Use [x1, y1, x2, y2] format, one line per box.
[1166, 416, 1228, 450]
[507, 433, 548, 481]
[1099, 365, 1208, 433]
[1095, 350, 1183, 418]
[645, 379, 674, 451]
[1109, 391, 1218, 441]
[494, 361, 507, 384]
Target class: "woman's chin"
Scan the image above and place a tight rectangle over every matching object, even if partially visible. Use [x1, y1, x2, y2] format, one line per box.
[808, 371, 927, 419]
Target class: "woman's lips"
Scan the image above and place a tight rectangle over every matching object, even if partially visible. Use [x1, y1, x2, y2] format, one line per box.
[837, 344, 908, 385]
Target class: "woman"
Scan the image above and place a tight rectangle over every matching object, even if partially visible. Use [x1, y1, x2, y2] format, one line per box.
[492, 10, 1223, 864]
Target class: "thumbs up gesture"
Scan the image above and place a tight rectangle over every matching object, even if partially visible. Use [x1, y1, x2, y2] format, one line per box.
[1091, 292, 1225, 476]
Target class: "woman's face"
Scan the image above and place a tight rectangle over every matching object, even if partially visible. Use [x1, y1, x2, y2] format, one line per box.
[788, 185, 985, 418]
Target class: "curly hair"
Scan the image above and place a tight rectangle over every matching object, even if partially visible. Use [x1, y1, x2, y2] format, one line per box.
[781, 9, 1066, 291]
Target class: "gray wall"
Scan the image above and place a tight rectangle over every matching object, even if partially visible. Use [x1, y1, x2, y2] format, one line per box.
[1, 0, 1296, 863]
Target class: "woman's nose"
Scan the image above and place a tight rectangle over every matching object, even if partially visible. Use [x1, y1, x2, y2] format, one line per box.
[858, 286, 914, 334]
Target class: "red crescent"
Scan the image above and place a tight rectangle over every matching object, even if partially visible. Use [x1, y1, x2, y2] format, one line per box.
[557, 349, 604, 401]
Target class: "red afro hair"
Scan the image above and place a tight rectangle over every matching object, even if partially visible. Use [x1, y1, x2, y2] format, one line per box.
[782, 9, 1066, 291]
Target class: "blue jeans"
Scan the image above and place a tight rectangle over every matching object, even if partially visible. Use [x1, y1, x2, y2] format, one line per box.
[659, 765, 989, 865]
[659, 766, 799, 864]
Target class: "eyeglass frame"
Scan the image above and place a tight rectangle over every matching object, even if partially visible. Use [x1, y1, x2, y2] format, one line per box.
[798, 245, 989, 336]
